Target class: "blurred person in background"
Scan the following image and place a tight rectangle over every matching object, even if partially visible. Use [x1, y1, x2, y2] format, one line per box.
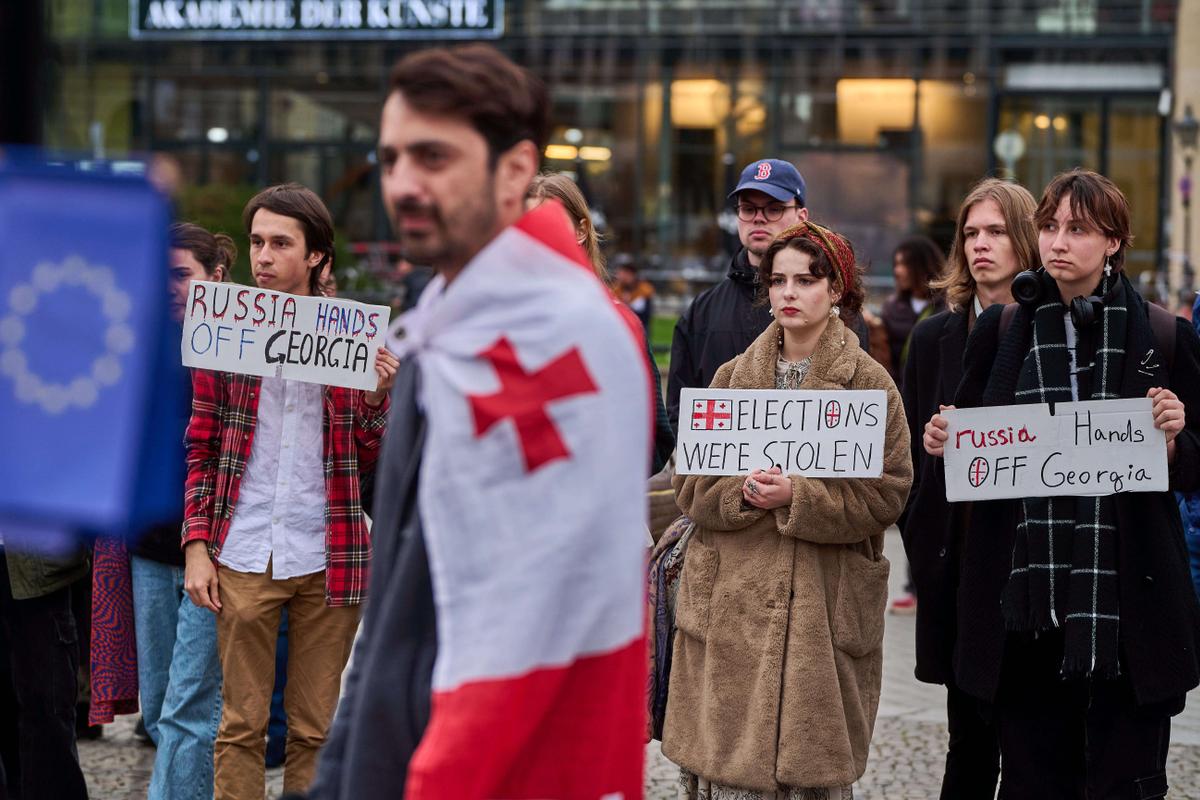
[393, 258, 434, 313]
[666, 159, 807, 434]
[882, 235, 947, 616]
[667, 158, 872, 434]
[123, 223, 232, 799]
[527, 171, 674, 474]
[666, 221, 911, 799]
[881, 235, 947, 379]
[0, 537, 90, 800]
[898, 179, 1038, 799]
[612, 254, 655, 332]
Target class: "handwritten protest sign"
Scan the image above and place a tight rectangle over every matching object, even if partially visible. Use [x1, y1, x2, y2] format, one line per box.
[943, 398, 1166, 501]
[676, 388, 887, 477]
[180, 280, 390, 391]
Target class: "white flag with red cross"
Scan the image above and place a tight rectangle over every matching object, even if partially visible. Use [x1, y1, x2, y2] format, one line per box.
[389, 201, 650, 800]
[691, 398, 732, 430]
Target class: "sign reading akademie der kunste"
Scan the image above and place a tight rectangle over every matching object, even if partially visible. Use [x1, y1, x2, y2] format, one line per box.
[133, 0, 502, 38]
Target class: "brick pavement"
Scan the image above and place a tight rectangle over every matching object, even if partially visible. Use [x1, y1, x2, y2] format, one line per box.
[80, 530, 1200, 799]
[644, 530, 1200, 799]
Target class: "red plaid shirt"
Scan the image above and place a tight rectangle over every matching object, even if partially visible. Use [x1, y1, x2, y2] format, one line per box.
[183, 370, 389, 606]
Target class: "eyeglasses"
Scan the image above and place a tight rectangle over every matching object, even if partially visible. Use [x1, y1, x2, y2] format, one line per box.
[735, 202, 798, 222]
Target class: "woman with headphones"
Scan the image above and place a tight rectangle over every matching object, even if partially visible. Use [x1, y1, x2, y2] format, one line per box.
[922, 169, 1200, 798]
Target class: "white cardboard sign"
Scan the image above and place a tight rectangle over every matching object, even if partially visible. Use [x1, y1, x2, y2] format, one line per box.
[180, 280, 390, 391]
[675, 387, 887, 477]
[943, 398, 1167, 501]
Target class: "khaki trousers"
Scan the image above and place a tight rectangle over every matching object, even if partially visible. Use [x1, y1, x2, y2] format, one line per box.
[214, 565, 359, 800]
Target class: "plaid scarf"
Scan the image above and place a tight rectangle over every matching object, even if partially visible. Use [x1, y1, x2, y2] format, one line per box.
[1002, 268, 1129, 679]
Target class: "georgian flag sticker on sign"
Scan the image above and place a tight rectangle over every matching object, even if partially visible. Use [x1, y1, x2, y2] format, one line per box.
[692, 398, 732, 430]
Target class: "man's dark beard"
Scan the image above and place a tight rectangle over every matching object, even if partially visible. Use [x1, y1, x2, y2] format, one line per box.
[391, 182, 498, 273]
[391, 198, 446, 263]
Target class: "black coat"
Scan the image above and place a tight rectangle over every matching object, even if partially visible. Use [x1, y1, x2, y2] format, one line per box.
[899, 308, 969, 684]
[950, 302, 1200, 708]
[667, 248, 870, 432]
[666, 249, 771, 433]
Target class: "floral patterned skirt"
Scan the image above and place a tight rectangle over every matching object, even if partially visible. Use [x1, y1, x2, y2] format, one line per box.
[678, 769, 854, 800]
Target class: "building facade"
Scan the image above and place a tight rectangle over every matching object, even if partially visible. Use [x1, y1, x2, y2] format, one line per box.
[42, 0, 1181, 284]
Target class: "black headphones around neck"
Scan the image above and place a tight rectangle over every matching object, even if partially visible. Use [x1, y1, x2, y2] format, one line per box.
[1010, 267, 1105, 329]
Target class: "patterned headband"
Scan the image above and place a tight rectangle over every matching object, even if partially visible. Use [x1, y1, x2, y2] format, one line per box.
[774, 221, 856, 299]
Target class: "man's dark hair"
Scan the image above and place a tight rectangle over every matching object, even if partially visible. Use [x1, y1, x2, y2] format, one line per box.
[388, 44, 550, 164]
[242, 183, 335, 295]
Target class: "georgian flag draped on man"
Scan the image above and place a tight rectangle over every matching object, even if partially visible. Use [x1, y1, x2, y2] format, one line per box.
[392, 202, 650, 799]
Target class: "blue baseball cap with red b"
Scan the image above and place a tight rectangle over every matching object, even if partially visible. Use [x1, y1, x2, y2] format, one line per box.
[728, 159, 806, 206]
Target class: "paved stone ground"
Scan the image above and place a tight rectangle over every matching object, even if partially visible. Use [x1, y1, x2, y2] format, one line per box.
[80, 530, 1200, 799]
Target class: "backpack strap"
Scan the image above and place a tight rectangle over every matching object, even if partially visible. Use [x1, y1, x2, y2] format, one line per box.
[998, 302, 1019, 340]
[1146, 302, 1176, 372]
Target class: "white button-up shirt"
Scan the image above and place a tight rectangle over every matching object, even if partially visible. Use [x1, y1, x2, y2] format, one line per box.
[220, 376, 327, 579]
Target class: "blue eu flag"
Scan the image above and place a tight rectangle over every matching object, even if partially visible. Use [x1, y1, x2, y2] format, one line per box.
[0, 159, 181, 550]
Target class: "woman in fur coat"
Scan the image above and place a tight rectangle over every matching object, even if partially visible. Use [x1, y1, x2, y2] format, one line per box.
[666, 222, 913, 799]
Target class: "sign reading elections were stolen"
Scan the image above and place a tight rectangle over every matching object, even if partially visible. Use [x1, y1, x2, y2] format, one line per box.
[676, 388, 887, 477]
[943, 398, 1167, 501]
[181, 280, 389, 391]
[131, 0, 503, 39]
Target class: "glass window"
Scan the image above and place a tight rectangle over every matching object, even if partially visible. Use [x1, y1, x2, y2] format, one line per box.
[836, 78, 916, 146]
[266, 147, 378, 243]
[795, 150, 913, 279]
[1108, 97, 1162, 275]
[268, 80, 380, 143]
[152, 80, 259, 143]
[998, 96, 1103, 190]
[917, 79, 989, 248]
[998, 93, 1161, 276]
[44, 64, 137, 154]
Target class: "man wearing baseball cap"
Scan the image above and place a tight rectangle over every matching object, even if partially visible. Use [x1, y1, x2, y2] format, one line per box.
[668, 158, 866, 432]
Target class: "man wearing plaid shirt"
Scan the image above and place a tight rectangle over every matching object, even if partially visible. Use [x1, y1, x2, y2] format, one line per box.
[182, 184, 397, 800]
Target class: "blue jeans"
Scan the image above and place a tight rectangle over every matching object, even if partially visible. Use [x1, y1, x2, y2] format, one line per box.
[131, 556, 222, 800]
[1177, 493, 1200, 601]
[268, 609, 288, 749]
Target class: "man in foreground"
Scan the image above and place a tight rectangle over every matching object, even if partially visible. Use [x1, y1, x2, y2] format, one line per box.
[309, 45, 650, 800]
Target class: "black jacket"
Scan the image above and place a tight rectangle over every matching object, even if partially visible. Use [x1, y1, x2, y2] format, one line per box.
[666, 249, 771, 432]
[667, 248, 870, 432]
[899, 308, 969, 684]
[310, 357, 436, 799]
[950, 301, 1200, 708]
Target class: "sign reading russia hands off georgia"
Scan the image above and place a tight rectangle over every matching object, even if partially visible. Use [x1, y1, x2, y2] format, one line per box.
[180, 280, 390, 391]
[942, 398, 1168, 501]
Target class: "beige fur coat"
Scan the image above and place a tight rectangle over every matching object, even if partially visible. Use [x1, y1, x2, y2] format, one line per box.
[664, 317, 912, 791]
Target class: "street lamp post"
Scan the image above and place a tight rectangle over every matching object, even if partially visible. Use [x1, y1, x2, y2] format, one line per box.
[1174, 104, 1199, 298]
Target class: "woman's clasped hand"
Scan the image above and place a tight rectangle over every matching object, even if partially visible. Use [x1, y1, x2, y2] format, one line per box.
[742, 466, 793, 509]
